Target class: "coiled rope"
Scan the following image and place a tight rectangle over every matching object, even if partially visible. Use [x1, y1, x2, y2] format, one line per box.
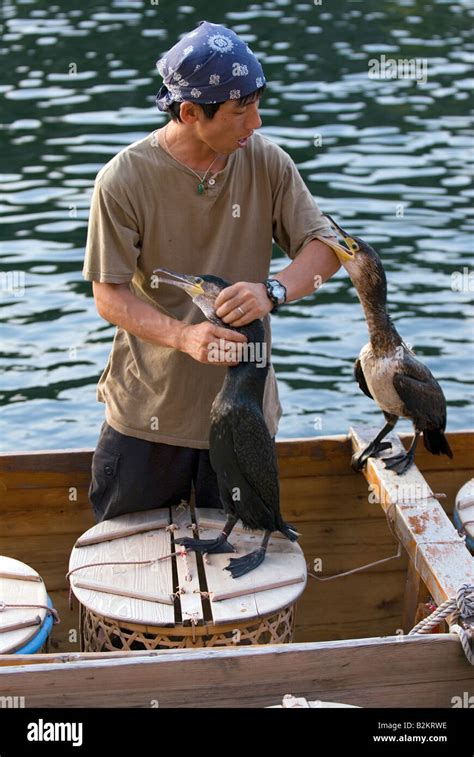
[408, 583, 474, 665]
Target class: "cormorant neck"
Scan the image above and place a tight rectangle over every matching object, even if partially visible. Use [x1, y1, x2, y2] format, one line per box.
[219, 319, 269, 402]
[358, 293, 402, 354]
[345, 250, 403, 355]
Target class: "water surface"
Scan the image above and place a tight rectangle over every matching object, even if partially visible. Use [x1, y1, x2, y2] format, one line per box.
[1, 0, 473, 450]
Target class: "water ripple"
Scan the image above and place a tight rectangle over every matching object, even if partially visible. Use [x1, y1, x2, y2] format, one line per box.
[0, 0, 472, 450]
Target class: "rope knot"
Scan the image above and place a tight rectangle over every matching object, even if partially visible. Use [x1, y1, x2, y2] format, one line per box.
[409, 584, 474, 665]
[456, 584, 474, 623]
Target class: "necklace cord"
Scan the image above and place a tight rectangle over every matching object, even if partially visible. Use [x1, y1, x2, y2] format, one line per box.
[162, 125, 220, 192]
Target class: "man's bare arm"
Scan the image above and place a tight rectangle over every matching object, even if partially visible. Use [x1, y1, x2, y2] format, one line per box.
[276, 238, 341, 300]
[215, 238, 341, 326]
[93, 282, 246, 365]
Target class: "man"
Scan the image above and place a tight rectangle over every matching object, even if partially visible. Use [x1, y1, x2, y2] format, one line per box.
[83, 20, 340, 522]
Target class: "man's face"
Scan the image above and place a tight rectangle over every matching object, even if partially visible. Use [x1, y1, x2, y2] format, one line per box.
[193, 98, 263, 155]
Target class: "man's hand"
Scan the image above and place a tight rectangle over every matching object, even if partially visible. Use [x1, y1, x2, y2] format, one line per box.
[214, 282, 272, 326]
[178, 322, 248, 366]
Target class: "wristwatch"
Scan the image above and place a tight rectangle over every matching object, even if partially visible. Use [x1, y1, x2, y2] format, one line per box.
[264, 278, 287, 312]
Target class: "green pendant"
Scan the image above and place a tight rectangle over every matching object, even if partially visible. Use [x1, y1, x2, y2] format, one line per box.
[197, 183, 205, 194]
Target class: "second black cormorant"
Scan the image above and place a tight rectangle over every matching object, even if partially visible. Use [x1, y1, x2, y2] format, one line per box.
[322, 215, 453, 474]
[154, 267, 298, 577]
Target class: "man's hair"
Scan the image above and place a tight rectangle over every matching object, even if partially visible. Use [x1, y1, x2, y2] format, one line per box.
[167, 85, 266, 122]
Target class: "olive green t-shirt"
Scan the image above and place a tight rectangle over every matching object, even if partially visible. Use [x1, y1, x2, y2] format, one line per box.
[83, 130, 334, 448]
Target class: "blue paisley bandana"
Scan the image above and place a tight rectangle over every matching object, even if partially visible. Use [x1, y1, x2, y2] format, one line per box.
[155, 20, 266, 112]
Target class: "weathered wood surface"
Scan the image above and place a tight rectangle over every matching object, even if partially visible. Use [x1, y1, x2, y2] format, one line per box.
[0, 635, 471, 708]
[69, 508, 306, 629]
[402, 559, 432, 634]
[350, 426, 474, 608]
[69, 511, 175, 626]
[0, 430, 469, 481]
[171, 505, 203, 624]
[194, 509, 306, 622]
[0, 557, 48, 653]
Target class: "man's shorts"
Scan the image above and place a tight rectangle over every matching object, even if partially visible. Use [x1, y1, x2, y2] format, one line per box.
[89, 421, 221, 522]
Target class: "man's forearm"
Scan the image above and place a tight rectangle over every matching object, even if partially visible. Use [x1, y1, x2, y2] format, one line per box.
[274, 238, 341, 302]
[93, 282, 186, 349]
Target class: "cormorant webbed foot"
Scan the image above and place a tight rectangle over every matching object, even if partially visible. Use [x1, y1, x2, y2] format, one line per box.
[351, 441, 393, 471]
[383, 451, 415, 475]
[225, 547, 266, 578]
[175, 536, 236, 554]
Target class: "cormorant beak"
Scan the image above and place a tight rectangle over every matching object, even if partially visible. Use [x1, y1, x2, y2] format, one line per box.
[153, 267, 206, 298]
[316, 214, 360, 263]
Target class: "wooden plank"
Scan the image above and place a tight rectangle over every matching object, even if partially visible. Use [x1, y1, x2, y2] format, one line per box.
[73, 509, 169, 546]
[68, 510, 175, 626]
[0, 635, 471, 708]
[280, 474, 389, 522]
[0, 449, 93, 474]
[195, 509, 306, 623]
[0, 431, 468, 483]
[0, 650, 142, 667]
[0, 471, 91, 490]
[194, 510, 258, 624]
[298, 516, 404, 572]
[0, 485, 91, 509]
[403, 430, 473, 473]
[72, 579, 174, 606]
[277, 436, 354, 478]
[297, 558, 408, 642]
[278, 430, 470, 477]
[350, 426, 474, 607]
[75, 517, 169, 547]
[402, 558, 431, 633]
[0, 557, 48, 653]
[0, 499, 94, 539]
[171, 505, 203, 624]
[197, 514, 289, 538]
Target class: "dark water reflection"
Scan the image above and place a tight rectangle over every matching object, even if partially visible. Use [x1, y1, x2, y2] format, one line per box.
[0, 0, 473, 450]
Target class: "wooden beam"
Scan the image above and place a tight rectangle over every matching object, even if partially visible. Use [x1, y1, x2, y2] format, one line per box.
[350, 426, 474, 608]
[402, 558, 431, 633]
[0, 635, 471, 708]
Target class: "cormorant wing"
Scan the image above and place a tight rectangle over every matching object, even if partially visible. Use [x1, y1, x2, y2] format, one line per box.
[231, 406, 280, 518]
[393, 359, 447, 429]
[354, 358, 373, 399]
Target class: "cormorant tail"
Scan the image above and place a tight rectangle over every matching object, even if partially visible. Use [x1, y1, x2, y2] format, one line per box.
[279, 521, 299, 542]
[423, 429, 453, 459]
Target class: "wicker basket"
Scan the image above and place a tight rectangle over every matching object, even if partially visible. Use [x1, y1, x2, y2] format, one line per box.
[81, 604, 295, 651]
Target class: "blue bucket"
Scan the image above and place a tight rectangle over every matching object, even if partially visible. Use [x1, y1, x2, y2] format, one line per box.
[14, 596, 55, 655]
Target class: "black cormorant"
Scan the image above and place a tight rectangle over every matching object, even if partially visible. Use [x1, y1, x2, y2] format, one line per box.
[322, 215, 453, 475]
[154, 268, 298, 577]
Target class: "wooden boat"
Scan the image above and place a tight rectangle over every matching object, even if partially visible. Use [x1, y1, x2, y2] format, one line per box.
[0, 428, 473, 708]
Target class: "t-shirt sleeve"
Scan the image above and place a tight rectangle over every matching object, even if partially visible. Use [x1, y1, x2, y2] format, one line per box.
[272, 156, 337, 259]
[82, 179, 141, 283]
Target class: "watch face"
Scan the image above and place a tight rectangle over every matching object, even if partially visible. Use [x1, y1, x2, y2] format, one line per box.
[272, 284, 285, 299]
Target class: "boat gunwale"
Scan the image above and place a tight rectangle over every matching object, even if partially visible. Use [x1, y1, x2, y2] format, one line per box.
[0, 429, 472, 460]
